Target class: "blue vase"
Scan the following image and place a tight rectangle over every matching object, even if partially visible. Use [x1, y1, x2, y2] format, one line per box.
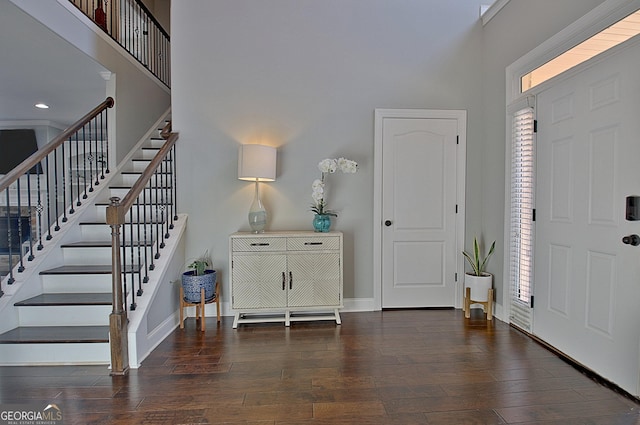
[313, 214, 332, 232]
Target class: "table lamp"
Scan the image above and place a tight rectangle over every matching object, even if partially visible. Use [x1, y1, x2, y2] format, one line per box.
[238, 144, 277, 233]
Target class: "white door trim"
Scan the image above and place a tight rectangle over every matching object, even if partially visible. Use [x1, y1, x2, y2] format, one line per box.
[373, 109, 466, 310]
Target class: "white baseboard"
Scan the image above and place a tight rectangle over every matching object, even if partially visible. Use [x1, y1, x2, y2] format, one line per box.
[200, 297, 507, 323]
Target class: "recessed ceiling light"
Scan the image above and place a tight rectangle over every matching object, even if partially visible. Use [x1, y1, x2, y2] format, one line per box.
[35, 103, 49, 109]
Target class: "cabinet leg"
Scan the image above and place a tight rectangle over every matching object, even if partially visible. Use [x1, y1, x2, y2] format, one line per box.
[285, 310, 291, 327]
[233, 312, 240, 329]
[334, 309, 342, 325]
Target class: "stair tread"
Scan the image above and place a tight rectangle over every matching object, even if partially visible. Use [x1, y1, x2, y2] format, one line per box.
[0, 326, 109, 344]
[109, 185, 172, 189]
[131, 158, 172, 162]
[40, 264, 141, 275]
[79, 219, 166, 225]
[15, 293, 112, 306]
[61, 240, 153, 248]
[121, 171, 171, 175]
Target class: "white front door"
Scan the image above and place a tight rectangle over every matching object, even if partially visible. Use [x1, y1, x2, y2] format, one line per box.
[534, 39, 640, 396]
[376, 111, 464, 308]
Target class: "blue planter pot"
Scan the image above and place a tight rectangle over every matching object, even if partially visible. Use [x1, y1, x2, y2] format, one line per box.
[181, 269, 216, 303]
[313, 214, 332, 232]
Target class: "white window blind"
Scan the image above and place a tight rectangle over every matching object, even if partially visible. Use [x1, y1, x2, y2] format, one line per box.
[509, 107, 535, 332]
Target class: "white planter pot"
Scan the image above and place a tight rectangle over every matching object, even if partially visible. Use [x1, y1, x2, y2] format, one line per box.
[464, 273, 493, 302]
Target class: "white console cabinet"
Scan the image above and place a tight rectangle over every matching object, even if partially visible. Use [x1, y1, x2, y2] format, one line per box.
[229, 231, 343, 328]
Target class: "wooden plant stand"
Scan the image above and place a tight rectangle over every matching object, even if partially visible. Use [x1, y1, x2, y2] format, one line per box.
[463, 286, 494, 320]
[180, 284, 220, 332]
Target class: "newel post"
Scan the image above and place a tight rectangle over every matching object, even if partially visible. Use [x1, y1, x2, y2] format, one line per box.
[106, 196, 129, 376]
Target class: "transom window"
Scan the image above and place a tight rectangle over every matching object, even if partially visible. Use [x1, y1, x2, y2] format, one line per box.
[521, 9, 640, 92]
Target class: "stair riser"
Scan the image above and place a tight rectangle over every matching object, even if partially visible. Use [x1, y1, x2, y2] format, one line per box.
[0, 343, 109, 365]
[138, 148, 160, 160]
[63, 246, 154, 265]
[18, 305, 112, 326]
[148, 138, 166, 148]
[42, 274, 113, 292]
[108, 188, 173, 202]
[130, 159, 172, 172]
[94, 204, 171, 222]
[116, 173, 173, 186]
[80, 223, 162, 240]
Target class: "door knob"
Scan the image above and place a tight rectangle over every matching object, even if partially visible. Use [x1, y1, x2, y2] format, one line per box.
[622, 234, 640, 246]
[384, 220, 392, 227]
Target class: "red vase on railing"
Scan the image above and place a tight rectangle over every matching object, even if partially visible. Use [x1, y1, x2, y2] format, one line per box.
[94, 3, 107, 31]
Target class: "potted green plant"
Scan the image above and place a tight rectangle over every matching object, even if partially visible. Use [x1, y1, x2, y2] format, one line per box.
[462, 237, 495, 302]
[181, 251, 217, 303]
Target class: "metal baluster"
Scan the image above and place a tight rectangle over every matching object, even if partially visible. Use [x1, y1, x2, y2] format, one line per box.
[121, 216, 134, 311]
[104, 109, 110, 175]
[44, 156, 52, 241]
[99, 109, 106, 179]
[172, 144, 178, 222]
[61, 142, 68, 223]
[87, 120, 95, 193]
[5, 190, 14, 284]
[93, 117, 100, 187]
[129, 210, 141, 298]
[167, 145, 174, 229]
[82, 125, 89, 200]
[156, 166, 165, 250]
[26, 168, 34, 261]
[74, 132, 81, 207]
[162, 152, 169, 240]
[135, 2, 141, 63]
[36, 164, 44, 250]
[144, 14, 149, 67]
[145, 181, 155, 270]
[53, 149, 60, 231]
[141, 186, 150, 278]
[15, 180, 24, 273]
[137, 196, 148, 284]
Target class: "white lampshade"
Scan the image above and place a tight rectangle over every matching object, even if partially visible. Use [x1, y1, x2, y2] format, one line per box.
[238, 144, 277, 181]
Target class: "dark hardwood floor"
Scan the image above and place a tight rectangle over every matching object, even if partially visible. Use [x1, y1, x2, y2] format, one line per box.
[0, 309, 638, 424]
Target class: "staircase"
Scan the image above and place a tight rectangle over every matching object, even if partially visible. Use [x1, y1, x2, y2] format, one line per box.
[0, 118, 182, 366]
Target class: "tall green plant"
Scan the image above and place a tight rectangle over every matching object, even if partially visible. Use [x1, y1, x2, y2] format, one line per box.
[462, 237, 495, 276]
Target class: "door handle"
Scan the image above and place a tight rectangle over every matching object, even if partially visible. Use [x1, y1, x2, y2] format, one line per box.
[622, 234, 640, 246]
[384, 220, 392, 227]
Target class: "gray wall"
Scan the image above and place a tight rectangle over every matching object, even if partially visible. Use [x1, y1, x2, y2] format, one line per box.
[172, 0, 611, 309]
[172, 0, 486, 304]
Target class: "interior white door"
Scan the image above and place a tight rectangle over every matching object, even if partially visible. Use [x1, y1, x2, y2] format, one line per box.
[381, 116, 459, 307]
[534, 39, 640, 396]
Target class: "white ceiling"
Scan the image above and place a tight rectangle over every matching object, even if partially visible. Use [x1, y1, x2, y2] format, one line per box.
[0, 0, 109, 127]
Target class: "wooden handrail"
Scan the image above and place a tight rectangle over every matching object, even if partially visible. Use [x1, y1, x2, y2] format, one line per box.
[0, 97, 114, 193]
[106, 131, 178, 224]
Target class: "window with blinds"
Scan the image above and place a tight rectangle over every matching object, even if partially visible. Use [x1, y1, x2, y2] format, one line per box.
[509, 107, 535, 332]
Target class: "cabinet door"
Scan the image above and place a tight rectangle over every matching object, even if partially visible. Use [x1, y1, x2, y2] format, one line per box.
[232, 254, 287, 309]
[287, 252, 341, 307]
